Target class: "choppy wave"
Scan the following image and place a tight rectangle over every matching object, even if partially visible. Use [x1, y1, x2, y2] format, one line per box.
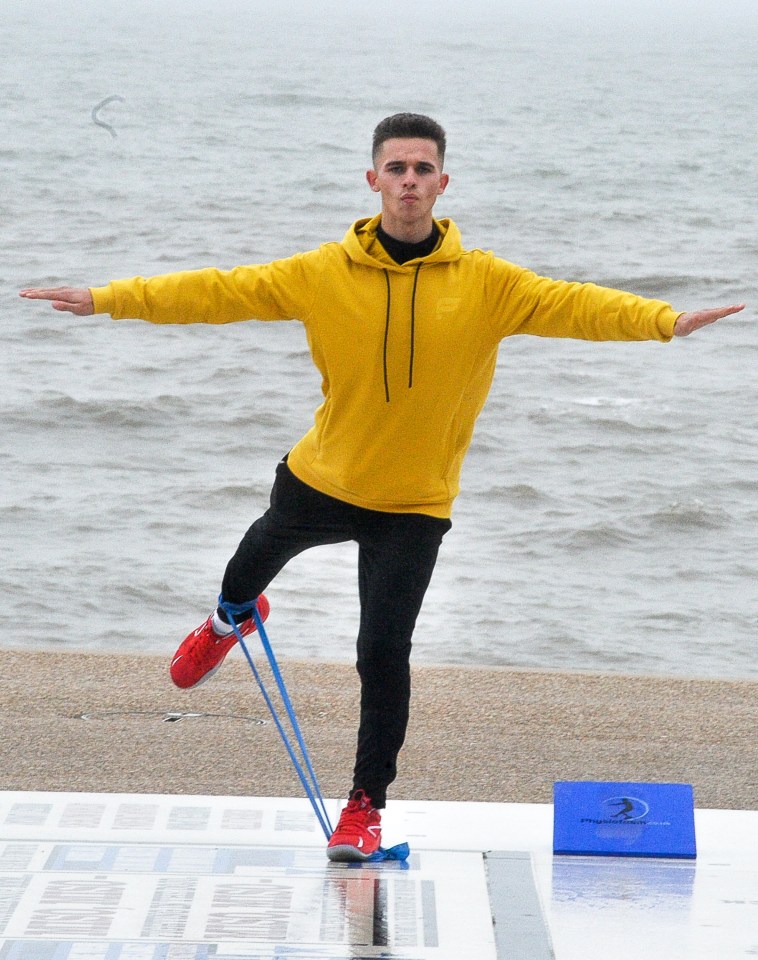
[644, 500, 732, 532]
[6, 391, 193, 429]
[594, 274, 728, 297]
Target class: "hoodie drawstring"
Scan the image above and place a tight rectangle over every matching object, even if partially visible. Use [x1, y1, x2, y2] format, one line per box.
[382, 263, 424, 403]
[382, 270, 392, 403]
[409, 262, 422, 389]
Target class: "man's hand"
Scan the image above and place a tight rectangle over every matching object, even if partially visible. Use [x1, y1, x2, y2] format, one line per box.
[19, 287, 94, 316]
[674, 303, 745, 337]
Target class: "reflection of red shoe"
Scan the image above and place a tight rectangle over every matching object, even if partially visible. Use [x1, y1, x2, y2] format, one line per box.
[169, 595, 270, 689]
[327, 790, 382, 862]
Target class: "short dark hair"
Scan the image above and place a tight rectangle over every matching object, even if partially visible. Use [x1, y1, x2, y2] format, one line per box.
[372, 113, 447, 167]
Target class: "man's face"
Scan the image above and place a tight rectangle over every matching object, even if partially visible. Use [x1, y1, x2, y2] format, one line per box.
[366, 137, 449, 240]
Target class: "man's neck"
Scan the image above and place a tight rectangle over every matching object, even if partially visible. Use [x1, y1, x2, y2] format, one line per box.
[379, 215, 435, 244]
[376, 221, 439, 265]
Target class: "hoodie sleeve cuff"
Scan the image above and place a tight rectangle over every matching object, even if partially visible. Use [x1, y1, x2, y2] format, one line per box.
[661, 307, 683, 341]
[89, 285, 116, 316]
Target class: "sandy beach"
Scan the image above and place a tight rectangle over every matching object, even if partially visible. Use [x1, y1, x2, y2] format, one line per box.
[2, 647, 755, 810]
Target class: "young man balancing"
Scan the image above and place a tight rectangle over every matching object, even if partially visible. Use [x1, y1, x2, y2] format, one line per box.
[20, 113, 745, 861]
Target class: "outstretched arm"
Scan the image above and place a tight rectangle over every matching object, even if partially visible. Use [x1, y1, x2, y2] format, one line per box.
[19, 287, 94, 316]
[20, 285, 747, 336]
[20, 257, 321, 326]
[673, 303, 745, 336]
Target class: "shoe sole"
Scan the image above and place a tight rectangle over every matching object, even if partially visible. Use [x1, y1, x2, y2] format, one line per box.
[326, 844, 374, 863]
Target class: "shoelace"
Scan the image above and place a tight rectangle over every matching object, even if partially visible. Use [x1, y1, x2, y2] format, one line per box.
[337, 805, 379, 830]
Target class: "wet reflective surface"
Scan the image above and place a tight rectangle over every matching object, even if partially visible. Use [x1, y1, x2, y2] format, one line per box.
[0, 793, 756, 958]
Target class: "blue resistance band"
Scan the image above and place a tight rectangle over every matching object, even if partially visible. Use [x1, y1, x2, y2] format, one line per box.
[218, 595, 333, 840]
[219, 594, 409, 863]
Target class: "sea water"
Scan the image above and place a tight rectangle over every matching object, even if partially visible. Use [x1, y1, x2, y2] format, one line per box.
[2, 0, 756, 678]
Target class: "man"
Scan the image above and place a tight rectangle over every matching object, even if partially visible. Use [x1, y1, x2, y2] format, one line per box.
[20, 112, 745, 862]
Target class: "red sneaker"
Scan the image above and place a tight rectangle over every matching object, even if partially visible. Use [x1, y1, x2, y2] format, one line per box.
[170, 595, 270, 689]
[326, 790, 382, 862]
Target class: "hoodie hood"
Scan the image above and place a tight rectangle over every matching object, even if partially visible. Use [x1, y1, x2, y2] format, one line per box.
[341, 214, 464, 271]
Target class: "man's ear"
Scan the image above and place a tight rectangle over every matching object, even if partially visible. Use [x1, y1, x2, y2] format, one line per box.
[438, 173, 450, 195]
[366, 169, 380, 192]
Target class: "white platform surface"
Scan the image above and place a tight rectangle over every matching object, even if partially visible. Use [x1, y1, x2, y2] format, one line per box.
[0, 791, 756, 959]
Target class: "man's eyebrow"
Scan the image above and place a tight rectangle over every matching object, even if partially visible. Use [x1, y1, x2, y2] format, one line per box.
[383, 160, 438, 170]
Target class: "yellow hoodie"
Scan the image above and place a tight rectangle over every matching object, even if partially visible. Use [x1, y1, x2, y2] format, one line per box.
[91, 215, 681, 518]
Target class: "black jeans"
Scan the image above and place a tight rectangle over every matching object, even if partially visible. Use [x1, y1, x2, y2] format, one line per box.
[221, 458, 451, 808]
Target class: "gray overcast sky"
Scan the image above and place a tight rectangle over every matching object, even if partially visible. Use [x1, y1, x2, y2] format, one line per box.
[40, 0, 756, 28]
[215, 0, 756, 27]
[14, 0, 756, 40]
